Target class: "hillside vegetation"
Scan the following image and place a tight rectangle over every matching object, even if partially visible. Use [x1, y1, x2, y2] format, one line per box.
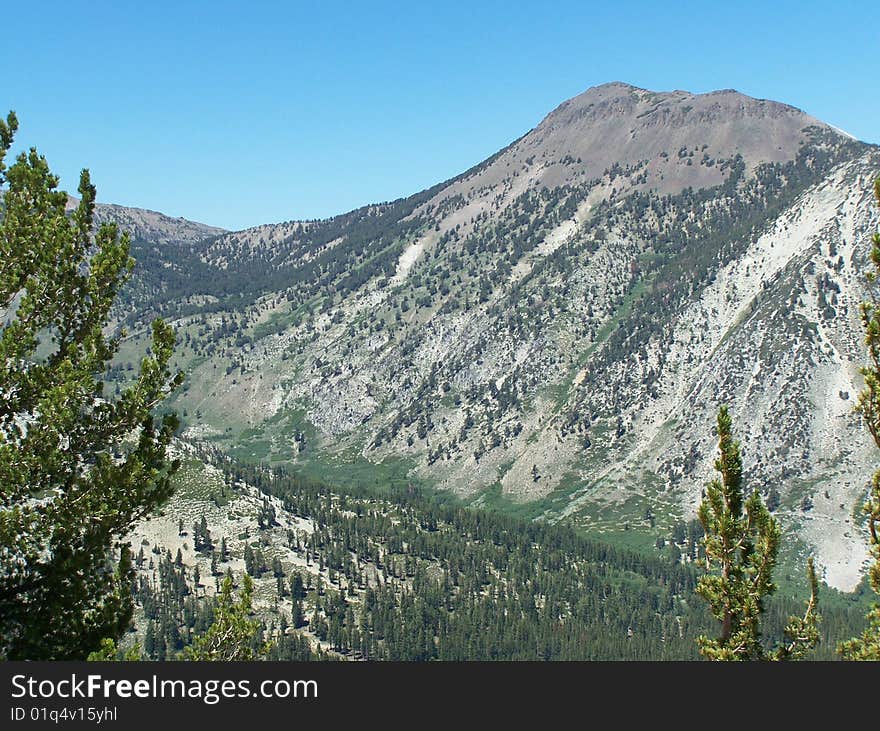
[125, 444, 872, 660]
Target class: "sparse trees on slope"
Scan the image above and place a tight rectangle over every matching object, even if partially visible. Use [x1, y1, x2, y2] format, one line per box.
[840, 176, 880, 660]
[696, 406, 819, 660]
[0, 112, 182, 659]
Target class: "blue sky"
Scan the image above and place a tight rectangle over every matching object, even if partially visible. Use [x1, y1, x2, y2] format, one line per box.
[2, 0, 876, 231]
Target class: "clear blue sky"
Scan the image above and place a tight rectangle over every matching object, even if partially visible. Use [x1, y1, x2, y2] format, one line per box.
[2, 0, 877, 231]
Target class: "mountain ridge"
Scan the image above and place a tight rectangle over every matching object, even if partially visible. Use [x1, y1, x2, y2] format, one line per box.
[66, 195, 226, 244]
[99, 83, 879, 591]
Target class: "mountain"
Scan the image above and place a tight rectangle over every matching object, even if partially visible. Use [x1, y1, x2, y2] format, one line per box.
[66, 197, 226, 244]
[427, 81, 836, 198]
[111, 82, 880, 591]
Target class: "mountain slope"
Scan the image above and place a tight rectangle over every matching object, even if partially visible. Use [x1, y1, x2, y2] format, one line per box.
[111, 83, 879, 590]
[66, 197, 226, 244]
[123, 444, 871, 660]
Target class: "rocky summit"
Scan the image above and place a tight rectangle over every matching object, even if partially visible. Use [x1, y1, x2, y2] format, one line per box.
[108, 82, 880, 590]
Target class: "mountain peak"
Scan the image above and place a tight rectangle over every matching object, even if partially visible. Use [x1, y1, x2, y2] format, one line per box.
[550, 82, 816, 126]
[431, 82, 845, 204]
[587, 80, 643, 92]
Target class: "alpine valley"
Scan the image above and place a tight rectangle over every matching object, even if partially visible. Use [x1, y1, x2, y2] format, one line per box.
[101, 82, 880, 597]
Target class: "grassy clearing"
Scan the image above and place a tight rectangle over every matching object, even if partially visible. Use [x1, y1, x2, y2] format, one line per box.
[168, 457, 234, 507]
[289, 451, 426, 496]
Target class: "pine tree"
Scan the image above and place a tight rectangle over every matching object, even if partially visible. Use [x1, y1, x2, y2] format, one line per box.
[184, 574, 269, 661]
[696, 406, 819, 660]
[192, 515, 212, 553]
[244, 544, 256, 576]
[201, 515, 211, 551]
[290, 573, 304, 600]
[143, 621, 156, 658]
[86, 637, 142, 661]
[840, 176, 880, 660]
[257, 497, 277, 529]
[292, 599, 305, 629]
[0, 112, 182, 660]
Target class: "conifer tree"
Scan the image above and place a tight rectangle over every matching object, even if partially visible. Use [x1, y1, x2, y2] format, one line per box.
[840, 176, 880, 660]
[696, 406, 819, 660]
[244, 544, 256, 576]
[0, 112, 182, 659]
[184, 574, 269, 660]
